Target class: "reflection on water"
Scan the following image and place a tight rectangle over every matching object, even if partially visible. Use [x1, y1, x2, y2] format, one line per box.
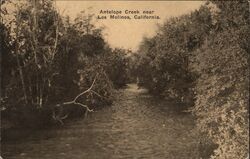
[2, 84, 200, 159]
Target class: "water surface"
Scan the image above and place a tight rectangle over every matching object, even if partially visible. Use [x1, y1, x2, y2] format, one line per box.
[2, 84, 200, 159]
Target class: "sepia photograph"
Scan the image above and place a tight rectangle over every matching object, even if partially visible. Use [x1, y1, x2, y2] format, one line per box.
[0, 0, 249, 159]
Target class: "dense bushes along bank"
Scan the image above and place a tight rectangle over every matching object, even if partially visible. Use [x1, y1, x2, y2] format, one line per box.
[133, 1, 249, 158]
[1, 0, 129, 128]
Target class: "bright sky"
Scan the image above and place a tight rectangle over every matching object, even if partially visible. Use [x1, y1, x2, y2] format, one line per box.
[55, 1, 203, 51]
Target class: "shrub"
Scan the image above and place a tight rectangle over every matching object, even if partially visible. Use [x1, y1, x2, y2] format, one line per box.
[191, 29, 249, 159]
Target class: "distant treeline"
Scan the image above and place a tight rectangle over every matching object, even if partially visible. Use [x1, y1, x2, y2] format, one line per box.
[131, 1, 249, 158]
[1, 0, 129, 127]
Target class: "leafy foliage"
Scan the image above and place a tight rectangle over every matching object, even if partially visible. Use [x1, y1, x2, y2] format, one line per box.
[190, 1, 249, 158]
[191, 30, 249, 159]
[104, 48, 130, 88]
[1, 0, 128, 126]
[134, 5, 212, 104]
[133, 1, 249, 158]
